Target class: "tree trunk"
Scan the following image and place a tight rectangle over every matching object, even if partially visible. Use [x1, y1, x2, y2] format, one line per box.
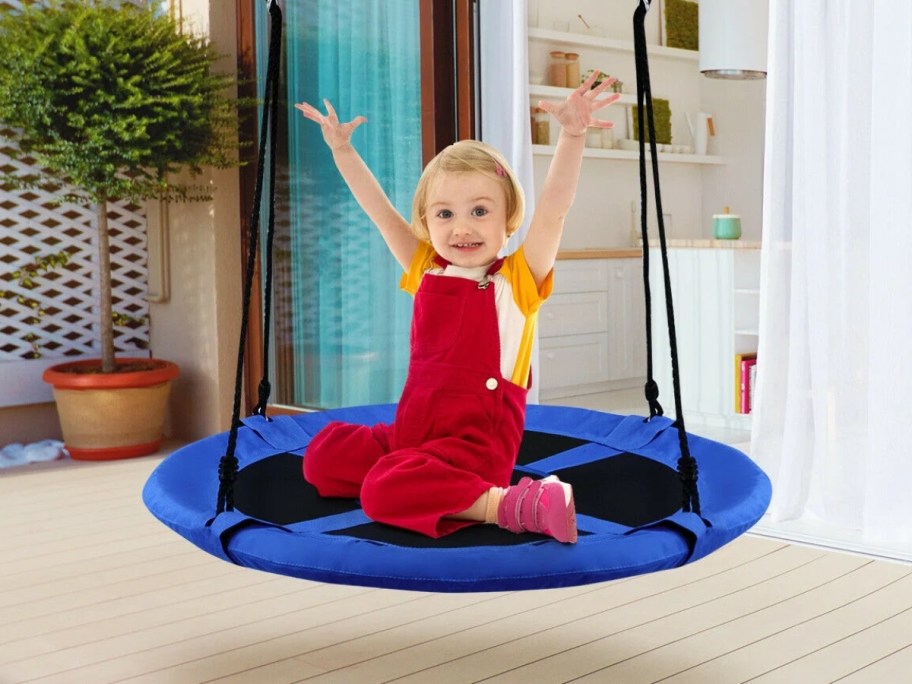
[95, 200, 116, 373]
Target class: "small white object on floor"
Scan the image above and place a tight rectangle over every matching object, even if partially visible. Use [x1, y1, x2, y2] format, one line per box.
[0, 440, 68, 468]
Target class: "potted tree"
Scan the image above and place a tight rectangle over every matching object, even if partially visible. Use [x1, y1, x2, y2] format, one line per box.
[0, 0, 240, 459]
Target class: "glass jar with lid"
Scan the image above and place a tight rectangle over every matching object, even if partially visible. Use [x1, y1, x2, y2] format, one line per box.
[548, 51, 567, 87]
[564, 52, 580, 88]
[532, 107, 550, 145]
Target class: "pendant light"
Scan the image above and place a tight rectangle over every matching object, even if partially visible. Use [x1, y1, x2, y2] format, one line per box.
[699, 0, 769, 80]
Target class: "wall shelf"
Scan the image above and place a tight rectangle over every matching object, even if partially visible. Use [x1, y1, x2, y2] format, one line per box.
[530, 83, 636, 106]
[528, 27, 699, 62]
[532, 144, 723, 165]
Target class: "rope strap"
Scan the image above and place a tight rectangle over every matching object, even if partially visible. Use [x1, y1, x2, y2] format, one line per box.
[210, 0, 283, 522]
[632, 2, 701, 515]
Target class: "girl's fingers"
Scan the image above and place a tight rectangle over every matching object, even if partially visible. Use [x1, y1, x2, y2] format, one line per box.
[592, 93, 621, 110]
[344, 116, 368, 134]
[323, 98, 339, 123]
[295, 102, 323, 122]
[578, 69, 600, 93]
[587, 77, 617, 100]
[296, 101, 366, 137]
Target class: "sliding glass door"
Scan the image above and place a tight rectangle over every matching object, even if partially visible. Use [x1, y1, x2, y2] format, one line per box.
[253, 0, 422, 409]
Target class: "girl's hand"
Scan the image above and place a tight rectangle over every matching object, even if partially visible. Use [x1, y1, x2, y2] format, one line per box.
[294, 99, 366, 150]
[539, 71, 620, 137]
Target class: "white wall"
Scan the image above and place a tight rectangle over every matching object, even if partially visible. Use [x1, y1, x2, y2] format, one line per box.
[701, 76, 766, 241]
[528, 0, 765, 246]
[147, 0, 243, 440]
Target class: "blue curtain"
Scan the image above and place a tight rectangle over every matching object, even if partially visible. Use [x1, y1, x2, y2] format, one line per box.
[257, 0, 420, 408]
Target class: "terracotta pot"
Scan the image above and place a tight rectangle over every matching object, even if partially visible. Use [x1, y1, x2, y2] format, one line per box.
[42, 358, 180, 460]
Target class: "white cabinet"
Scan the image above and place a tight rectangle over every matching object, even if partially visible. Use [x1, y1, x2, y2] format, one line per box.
[647, 246, 760, 430]
[538, 258, 646, 400]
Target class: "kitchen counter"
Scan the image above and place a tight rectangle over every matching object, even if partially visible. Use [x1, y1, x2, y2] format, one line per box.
[557, 248, 642, 260]
[557, 240, 761, 259]
[639, 238, 761, 250]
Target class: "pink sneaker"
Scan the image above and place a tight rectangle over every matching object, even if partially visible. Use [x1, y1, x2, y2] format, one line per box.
[497, 475, 577, 543]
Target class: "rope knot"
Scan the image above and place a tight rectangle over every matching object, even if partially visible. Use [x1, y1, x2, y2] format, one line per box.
[644, 379, 664, 417]
[254, 378, 272, 416]
[644, 379, 660, 401]
[217, 454, 239, 484]
[677, 454, 698, 483]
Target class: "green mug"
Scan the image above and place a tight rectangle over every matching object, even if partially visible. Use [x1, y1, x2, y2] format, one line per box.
[713, 213, 742, 240]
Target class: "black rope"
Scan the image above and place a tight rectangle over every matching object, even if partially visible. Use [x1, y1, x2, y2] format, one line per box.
[633, 1, 700, 515]
[633, 2, 663, 421]
[253, 7, 282, 418]
[210, 0, 283, 523]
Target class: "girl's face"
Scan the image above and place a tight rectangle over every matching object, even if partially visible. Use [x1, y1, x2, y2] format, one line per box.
[424, 171, 508, 268]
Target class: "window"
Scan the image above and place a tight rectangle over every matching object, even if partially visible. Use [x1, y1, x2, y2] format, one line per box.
[241, 0, 476, 411]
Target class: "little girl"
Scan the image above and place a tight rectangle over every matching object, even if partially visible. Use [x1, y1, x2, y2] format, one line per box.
[296, 71, 618, 543]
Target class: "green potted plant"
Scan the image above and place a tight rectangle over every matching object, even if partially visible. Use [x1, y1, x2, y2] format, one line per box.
[0, 0, 240, 459]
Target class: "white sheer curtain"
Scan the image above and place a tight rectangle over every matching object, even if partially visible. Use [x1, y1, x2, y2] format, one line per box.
[479, 0, 535, 248]
[478, 0, 541, 401]
[752, 0, 912, 548]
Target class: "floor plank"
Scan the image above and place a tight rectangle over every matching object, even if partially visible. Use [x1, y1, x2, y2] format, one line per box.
[2, 450, 911, 684]
[645, 562, 912, 683]
[291, 539, 793, 683]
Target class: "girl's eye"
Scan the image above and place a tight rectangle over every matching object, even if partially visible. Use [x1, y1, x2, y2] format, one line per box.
[471, 207, 489, 217]
[436, 209, 453, 219]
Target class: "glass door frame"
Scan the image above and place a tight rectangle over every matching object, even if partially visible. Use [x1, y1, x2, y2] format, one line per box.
[235, 0, 479, 416]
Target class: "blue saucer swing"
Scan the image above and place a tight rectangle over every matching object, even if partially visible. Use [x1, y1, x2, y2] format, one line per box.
[143, 0, 771, 593]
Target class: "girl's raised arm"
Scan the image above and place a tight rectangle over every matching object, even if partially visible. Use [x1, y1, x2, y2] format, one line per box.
[522, 73, 619, 287]
[296, 99, 418, 270]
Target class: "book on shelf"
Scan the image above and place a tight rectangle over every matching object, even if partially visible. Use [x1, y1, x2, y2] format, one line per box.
[734, 352, 757, 414]
[749, 362, 758, 414]
[740, 356, 757, 414]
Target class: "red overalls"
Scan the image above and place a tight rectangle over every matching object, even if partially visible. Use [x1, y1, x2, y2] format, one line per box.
[303, 259, 529, 537]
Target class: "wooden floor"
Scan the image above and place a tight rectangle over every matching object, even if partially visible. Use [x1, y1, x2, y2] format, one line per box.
[2, 451, 912, 684]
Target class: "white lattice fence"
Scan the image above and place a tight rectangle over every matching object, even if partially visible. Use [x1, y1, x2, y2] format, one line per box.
[0, 131, 150, 362]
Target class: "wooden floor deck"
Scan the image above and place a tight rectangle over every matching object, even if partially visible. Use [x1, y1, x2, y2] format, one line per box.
[1, 449, 911, 683]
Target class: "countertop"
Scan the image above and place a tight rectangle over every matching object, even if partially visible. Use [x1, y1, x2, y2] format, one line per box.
[556, 248, 642, 260]
[556, 239, 760, 259]
[638, 238, 761, 250]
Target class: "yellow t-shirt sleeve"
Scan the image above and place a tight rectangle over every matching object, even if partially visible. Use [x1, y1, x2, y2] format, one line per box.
[399, 241, 436, 295]
[504, 245, 554, 313]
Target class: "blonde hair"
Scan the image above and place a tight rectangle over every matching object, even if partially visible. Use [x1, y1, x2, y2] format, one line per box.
[410, 140, 525, 242]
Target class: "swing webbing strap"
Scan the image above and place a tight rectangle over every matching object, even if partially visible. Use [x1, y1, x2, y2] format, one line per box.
[212, 0, 283, 520]
[632, 0, 700, 515]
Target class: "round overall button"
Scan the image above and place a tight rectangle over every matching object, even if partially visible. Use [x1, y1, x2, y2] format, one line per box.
[485, 378, 498, 390]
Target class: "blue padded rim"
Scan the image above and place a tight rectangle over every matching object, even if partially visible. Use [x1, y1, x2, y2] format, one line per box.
[143, 404, 771, 592]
